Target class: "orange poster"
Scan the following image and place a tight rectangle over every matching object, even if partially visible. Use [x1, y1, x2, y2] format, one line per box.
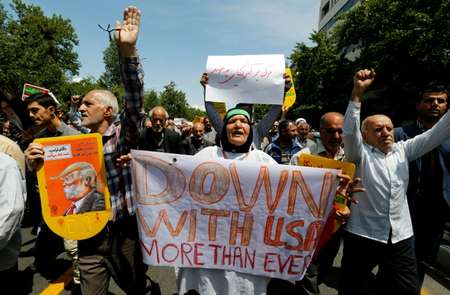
[35, 134, 111, 240]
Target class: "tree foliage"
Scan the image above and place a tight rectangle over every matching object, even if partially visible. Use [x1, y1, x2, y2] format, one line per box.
[334, 0, 450, 122]
[143, 89, 160, 112]
[98, 41, 121, 89]
[160, 81, 189, 118]
[288, 31, 352, 126]
[0, 0, 80, 99]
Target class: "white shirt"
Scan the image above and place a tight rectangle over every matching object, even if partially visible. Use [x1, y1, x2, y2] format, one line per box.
[343, 101, 450, 243]
[177, 146, 276, 295]
[0, 153, 26, 271]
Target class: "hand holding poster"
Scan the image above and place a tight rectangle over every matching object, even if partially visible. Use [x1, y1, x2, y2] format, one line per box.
[35, 134, 111, 240]
[131, 150, 339, 280]
[205, 54, 285, 106]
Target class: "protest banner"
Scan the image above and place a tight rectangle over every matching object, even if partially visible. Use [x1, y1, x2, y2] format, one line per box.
[35, 134, 111, 240]
[205, 54, 285, 107]
[131, 150, 339, 280]
[283, 68, 296, 109]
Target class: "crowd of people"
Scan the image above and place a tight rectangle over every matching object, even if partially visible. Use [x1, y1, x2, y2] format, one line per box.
[0, 5, 449, 295]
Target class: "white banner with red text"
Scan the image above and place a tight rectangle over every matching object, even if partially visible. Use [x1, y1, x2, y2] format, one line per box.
[131, 150, 339, 280]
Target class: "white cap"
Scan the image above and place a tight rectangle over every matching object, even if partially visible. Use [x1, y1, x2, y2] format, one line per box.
[295, 118, 307, 125]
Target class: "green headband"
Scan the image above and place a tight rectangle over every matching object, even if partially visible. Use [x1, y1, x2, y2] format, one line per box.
[225, 108, 251, 121]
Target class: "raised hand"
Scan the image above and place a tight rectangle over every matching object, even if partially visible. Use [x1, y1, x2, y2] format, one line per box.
[351, 69, 376, 101]
[115, 6, 141, 57]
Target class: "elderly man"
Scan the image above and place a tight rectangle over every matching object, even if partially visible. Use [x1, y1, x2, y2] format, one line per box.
[296, 120, 316, 150]
[290, 112, 346, 294]
[185, 121, 214, 155]
[139, 106, 185, 154]
[394, 82, 450, 286]
[25, 7, 152, 294]
[339, 69, 450, 295]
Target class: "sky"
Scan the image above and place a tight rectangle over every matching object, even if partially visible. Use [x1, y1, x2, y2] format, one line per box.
[5, 0, 320, 109]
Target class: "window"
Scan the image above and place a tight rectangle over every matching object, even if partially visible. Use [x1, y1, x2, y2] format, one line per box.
[321, 1, 330, 18]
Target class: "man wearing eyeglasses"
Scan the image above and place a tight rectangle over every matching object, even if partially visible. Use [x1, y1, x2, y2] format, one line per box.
[289, 112, 345, 294]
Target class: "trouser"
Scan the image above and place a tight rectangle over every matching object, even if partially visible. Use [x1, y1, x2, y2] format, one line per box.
[295, 228, 343, 295]
[78, 214, 152, 295]
[338, 231, 419, 295]
[64, 239, 80, 284]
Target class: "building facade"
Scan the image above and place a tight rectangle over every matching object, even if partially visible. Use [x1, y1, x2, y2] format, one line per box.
[319, 0, 360, 32]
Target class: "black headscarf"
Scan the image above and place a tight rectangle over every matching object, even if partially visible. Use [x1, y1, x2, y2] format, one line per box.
[220, 107, 253, 153]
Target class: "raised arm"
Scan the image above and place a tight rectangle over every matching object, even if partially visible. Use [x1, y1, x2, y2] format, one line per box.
[343, 69, 376, 163]
[201, 73, 224, 132]
[115, 6, 145, 146]
[402, 111, 450, 161]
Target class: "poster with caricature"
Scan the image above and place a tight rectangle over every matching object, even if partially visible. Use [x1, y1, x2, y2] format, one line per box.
[35, 134, 111, 240]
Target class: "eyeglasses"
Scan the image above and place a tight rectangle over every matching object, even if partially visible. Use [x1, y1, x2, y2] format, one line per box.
[323, 128, 343, 135]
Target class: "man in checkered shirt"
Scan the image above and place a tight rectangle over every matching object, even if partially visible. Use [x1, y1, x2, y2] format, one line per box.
[76, 6, 151, 294]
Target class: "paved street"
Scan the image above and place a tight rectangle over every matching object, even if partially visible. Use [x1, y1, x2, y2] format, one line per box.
[18, 226, 450, 295]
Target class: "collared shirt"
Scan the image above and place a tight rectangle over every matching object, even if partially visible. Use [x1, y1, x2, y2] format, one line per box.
[290, 139, 345, 165]
[35, 121, 80, 138]
[102, 56, 145, 221]
[343, 101, 450, 243]
[0, 153, 26, 271]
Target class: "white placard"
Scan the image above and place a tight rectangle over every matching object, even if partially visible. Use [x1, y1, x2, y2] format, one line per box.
[205, 54, 285, 106]
[131, 150, 339, 280]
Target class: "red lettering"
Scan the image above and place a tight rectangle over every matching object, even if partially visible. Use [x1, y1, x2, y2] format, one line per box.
[194, 243, 205, 266]
[140, 239, 160, 264]
[180, 243, 193, 266]
[287, 255, 303, 275]
[233, 247, 243, 267]
[285, 219, 305, 251]
[209, 244, 221, 265]
[263, 253, 277, 272]
[304, 221, 323, 251]
[244, 248, 256, 269]
[137, 208, 190, 238]
[161, 243, 179, 263]
[263, 216, 284, 246]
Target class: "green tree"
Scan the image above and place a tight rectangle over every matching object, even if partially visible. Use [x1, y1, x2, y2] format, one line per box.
[335, 0, 450, 122]
[185, 106, 206, 121]
[159, 81, 189, 118]
[143, 89, 160, 112]
[98, 41, 121, 89]
[0, 0, 80, 99]
[289, 31, 352, 125]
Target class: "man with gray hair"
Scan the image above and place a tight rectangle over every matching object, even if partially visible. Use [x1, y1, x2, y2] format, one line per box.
[139, 105, 186, 154]
[339, 69, 450, 295]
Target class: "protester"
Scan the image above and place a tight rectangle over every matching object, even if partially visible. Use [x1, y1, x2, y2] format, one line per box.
[260, 120, 279, 150]
[296, 120, 315, 149]
[290, 112, 348, 294]
[66, 95, 90, 134]
[264, 120, 302, 164]
[139, 106, 186, 154]
[23, 92, 81, 289]
[0, 152, 26, 289]
[202, 116, 217, 144]
[394, 82, 450, 286]
[201, 73, 292, 149]
[177, 107, 277, 295]
[184, 121, 214, 155]
[339, 69, 450, 295]
[24, 6, 153, 294]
